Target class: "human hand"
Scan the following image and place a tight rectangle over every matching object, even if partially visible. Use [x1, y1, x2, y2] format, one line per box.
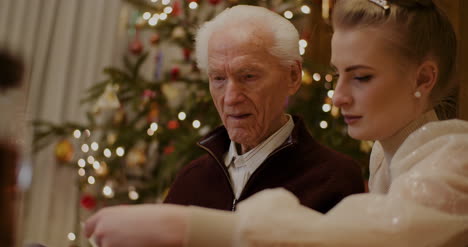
[84, 204, 189, 247]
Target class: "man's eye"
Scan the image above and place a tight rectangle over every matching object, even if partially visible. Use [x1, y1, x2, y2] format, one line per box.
[354, 75, 373, 82]
[243, 74, 257, 80]
[212, 76, 226, 82]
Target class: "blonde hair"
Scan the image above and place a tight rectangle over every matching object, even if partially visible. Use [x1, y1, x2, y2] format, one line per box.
[195, 5, 302, 71]
[332, 0, 458, 116]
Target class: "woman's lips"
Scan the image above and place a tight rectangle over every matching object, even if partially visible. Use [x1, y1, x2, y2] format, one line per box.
[343, 115, 362, 125]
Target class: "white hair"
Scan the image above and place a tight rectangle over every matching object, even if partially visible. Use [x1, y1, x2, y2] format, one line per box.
[195, 5, 302, 71]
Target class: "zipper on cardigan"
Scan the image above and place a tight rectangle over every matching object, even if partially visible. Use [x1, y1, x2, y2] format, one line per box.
[232, 198, 237, 211]
[237, 142, 294, 200]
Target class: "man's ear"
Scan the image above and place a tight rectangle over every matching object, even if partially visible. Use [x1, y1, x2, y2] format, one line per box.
[415, 60, 438, 96]
[287, 60, 302, 96]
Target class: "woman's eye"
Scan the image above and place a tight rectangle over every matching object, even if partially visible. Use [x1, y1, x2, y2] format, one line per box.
[354, 75, 373, 82]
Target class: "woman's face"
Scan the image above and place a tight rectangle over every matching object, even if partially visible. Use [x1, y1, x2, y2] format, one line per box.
[331, 28, 421, 141]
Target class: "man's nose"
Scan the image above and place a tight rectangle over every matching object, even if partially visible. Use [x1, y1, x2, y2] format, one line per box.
[332, 80, 352, 107]
[224, 80, 245, 105]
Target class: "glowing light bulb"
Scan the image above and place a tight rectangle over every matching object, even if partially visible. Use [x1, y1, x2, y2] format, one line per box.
[143, 12, 151, 20]
[178, 112, 186, 121]
[299, 39, 308, 48]
[88, 176, 95, 184]
[91, 142, 99, 151]
[103, 148, 111, 158]
[78, 168, 85, 176]
[73, 130, 81, 139]
[81, 144, 89, 153]
[192, 120, 201, 129]
[320, 121, 328, 129]
[150, 122, 158, 131]
[116, 147, 125, 157]
[284, 11, 293, 19]
[68, 232, 76, 241]
[189, 2, 198, 9]
[103, 185, 114, 198]
[164, 6, 173, 14]
[78, 159, 86, 168]
[301, 5, 311, 14]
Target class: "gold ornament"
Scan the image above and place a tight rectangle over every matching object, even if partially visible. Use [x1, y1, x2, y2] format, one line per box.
[95, 161, 109, 176]
[125, 146, 147, 167]
[55, 139, 74, 163]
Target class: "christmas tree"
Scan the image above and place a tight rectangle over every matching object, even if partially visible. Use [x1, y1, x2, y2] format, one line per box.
[33, 0, 371, 240]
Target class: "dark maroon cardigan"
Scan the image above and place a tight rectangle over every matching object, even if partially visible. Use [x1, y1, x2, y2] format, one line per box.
[164, 116, 364, 213]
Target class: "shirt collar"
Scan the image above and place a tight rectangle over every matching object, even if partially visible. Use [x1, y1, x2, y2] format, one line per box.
[224, 114, 294, 168]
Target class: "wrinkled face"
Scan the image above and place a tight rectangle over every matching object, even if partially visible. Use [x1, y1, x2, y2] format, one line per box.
[331, 28, 420, 141]
[207, 27, 299, 152]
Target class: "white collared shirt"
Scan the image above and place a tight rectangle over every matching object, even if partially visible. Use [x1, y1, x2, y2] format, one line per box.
[223, 115, 295, 199]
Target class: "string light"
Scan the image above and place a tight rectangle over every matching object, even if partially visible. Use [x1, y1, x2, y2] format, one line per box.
[322, 104, 332, 112]
[116, 147, 125, 157]
[81, 144, 89, 153]
[103, 148, 112, 158]
[143, 12, 151, 20]
[147, 128, 155, 136]
[189, 2, 198, 9]
[68, 232, 76, 241]
[313, 73, 321, 81]
[299, 47, 305, 55]
[93, 161, 101, 170]
[91, 142, 99, 151]
[164, 6, 173, 14]
[78, 159, 86, 168]
[178, 112, 186, 121]
[159, 13, 168, 20]
[325, 74, 333, 82]
[87, 156, 95, 164]
[192, 120, 201, 129]
[84, 129, 91, 137]
[320, 121, 329, 129]
[299, 39, 308, 48]
[151, 0, 158, 2]
[162, 0, 170, 5]
[88, 176, 95, 185]
[103, 185, 114, 198]
[150, 122, 158, 131]
[301, 5, 311, 14]
[73, 130, 81, 139]
[284, 11, 293, 19]
[149, 17, 158, 26]
[327, 90, 334, 98]
[78, 168, 85, 177]
[128, 186, 139, 201]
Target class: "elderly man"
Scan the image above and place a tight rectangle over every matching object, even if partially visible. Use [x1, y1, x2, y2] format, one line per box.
[85, 6, 364, 247]
[163, 5, 364, 213]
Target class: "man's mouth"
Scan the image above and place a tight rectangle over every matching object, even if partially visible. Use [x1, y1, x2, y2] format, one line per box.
[227, 114, 252, 120]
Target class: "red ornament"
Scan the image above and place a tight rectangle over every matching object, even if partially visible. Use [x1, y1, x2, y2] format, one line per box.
[171, 1, 181, 16]
[208, 0, 222, 5]
[183, 48, 192, 61]
[170, 67, 180, 80]
[80, 194, 97, 210]
[150, 33, 160, 46]
[142, 89, 156, 99]
[167, 120, 180, 130]
[129, 39, 143, 55]
[163, 145, 175, 155]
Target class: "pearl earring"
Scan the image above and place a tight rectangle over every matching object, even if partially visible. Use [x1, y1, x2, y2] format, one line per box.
[414, 91, 422, 98]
